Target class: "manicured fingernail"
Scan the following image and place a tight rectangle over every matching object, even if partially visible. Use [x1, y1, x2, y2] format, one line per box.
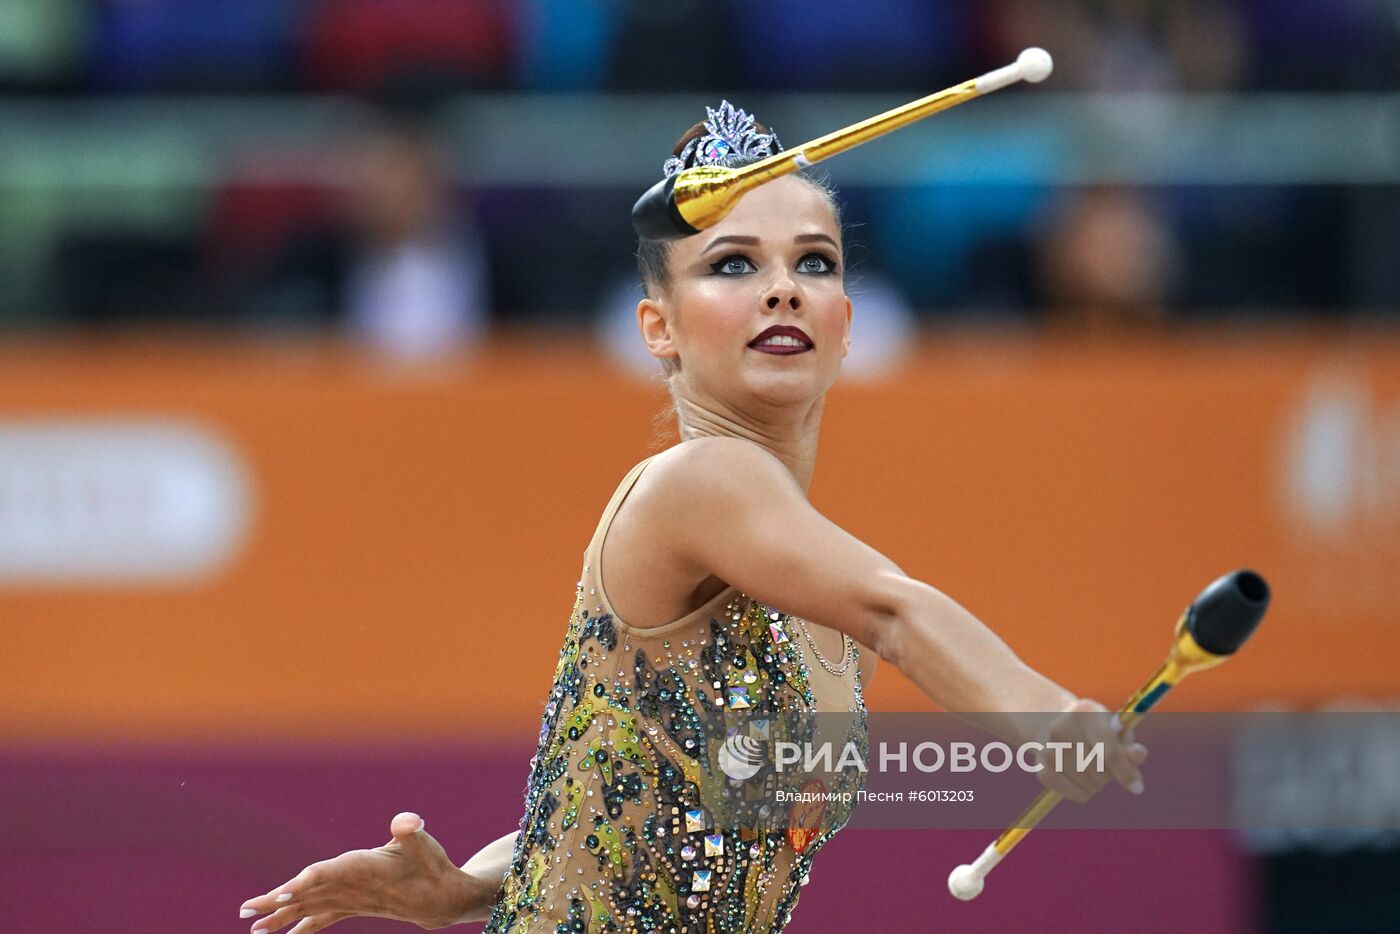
[240, 908, 257, 918]
[253, 929, 268, 934]
[276, 892, 293, 901]
[1130, 778, 1144, 795]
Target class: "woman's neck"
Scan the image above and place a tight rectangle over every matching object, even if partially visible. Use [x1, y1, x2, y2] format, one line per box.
[674, 395, 823, 495]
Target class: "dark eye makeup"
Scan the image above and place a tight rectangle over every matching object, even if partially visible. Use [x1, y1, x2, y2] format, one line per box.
[796, 253, 837, 274]
[709, 255, 758, 275]
[707, 252, 839, 276]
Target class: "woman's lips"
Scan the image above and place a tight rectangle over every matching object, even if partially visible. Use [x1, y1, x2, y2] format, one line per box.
[749, 344, 811, 355]
[748, 324, 813, 352]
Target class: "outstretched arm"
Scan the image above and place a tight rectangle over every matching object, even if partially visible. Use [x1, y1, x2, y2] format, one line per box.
[652, 438, 1070, 721]
[649, 438, 1145, 800]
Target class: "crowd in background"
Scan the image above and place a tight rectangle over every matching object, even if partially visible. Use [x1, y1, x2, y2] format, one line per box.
[8, 0, 1397, 95]
[2, 0, 1398, 361]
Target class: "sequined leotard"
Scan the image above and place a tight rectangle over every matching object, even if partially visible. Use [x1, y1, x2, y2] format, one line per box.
[487, 454, 867, 934]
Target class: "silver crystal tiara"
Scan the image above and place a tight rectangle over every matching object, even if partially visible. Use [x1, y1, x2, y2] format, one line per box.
[662, 100, 783, 178]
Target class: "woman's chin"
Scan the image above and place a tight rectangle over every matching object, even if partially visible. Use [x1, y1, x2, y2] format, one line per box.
[743, 369, 829, 406]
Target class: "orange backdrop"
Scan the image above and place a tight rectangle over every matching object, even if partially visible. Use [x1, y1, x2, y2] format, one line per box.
[3, 329, 1397, 743]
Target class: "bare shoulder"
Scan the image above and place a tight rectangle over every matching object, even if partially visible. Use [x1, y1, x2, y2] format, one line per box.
[645, 437, 800, 507]
[635, 438, 910, 655]
[638, 439, 812, 585]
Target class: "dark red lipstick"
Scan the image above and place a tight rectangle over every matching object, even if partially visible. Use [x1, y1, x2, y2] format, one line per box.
[748, 325, 813, 355]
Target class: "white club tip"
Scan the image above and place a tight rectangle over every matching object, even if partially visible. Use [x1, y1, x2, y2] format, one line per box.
[948, 864, 985, 901]
[1017, 47, 1054, 83]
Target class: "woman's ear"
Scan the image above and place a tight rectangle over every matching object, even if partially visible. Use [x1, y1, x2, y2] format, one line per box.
[638, 296, 679, 363]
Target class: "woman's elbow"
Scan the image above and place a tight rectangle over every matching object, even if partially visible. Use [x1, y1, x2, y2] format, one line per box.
[863, 568, 929, 669]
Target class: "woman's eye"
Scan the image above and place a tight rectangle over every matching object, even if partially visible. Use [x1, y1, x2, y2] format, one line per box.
[797, 253, 836, 274]
[711, 255, 757, 275]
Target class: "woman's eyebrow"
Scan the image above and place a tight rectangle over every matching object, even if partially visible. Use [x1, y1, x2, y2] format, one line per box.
[795, 233, 840, 250]
[701, 233, 839, 254]
[701, 235, 760, 253]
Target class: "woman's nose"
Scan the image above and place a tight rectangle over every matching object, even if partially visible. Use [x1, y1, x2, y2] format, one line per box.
[766, 292, 801, 311]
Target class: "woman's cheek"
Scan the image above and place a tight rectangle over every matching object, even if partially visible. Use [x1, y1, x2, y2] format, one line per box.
[691, 307, 743, 359]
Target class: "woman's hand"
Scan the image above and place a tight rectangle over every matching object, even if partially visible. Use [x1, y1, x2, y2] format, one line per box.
[238, 812, 501, 933]
[1034, 698, 1148, 803]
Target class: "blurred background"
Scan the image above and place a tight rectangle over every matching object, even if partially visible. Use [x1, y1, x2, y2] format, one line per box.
[1, 0, 1398, 931]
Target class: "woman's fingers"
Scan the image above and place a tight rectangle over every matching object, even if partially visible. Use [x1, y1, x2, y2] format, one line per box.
[242, 859, 334, 926]
[1124, 742, 1149, 790]
[1049, 775, 1091, 804]
[241, 880, 301, 920]
[1088, 707, 1129, 795]
[1045, 703, 1109, 799]
[1105, 741, 1145, 795]
[1040, 699, 1153, 801]
[1065, 762, 1105, 800]
[287, 912, 347, 934]
[1040, 739, 1149, 803]
[1037, 767, 1091, 803]
[1030, 745, 1091, 803]
[250, 903, 304, 934]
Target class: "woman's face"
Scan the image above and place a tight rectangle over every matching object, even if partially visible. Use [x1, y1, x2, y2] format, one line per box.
[639, 176, 851, 413]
